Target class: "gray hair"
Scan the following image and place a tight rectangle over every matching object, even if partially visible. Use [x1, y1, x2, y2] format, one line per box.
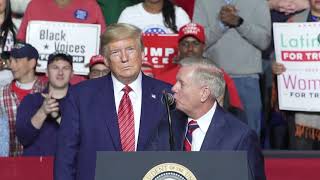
[179, 57, 226, 99]
[100, 23, 144, 56]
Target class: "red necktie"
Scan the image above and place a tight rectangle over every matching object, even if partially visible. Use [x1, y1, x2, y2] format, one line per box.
[184, 120, 199, 152]
[118, 85, 135, 151]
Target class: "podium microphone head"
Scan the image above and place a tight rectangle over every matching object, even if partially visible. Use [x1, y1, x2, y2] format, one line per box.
[166, 93, 175, 106]
[161, 91, 175, 106]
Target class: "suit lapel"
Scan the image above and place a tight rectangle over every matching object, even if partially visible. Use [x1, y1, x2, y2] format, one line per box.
[200, 105, 227, 150]
[101, 75, 122, 150]
[175, 114, 187, 151]
[137, 75, 161, 150]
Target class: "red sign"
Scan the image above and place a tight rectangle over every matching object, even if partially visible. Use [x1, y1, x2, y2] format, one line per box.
[282, 51, 320, 61]
[0, 157, 53, 180]
[142, 34, 179, 77]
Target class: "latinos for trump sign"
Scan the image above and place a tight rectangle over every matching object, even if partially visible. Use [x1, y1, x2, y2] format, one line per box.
[143, 34, 178, 77]
[273, 22, 320, 111]
[26, 21, 101, 75]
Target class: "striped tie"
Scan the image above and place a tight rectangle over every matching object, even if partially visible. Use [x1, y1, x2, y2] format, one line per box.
[118, 85, 135, 151]
[184, 120, 199, 152]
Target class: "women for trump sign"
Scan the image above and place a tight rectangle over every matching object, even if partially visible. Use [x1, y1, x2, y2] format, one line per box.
[273, 22, 320, 111]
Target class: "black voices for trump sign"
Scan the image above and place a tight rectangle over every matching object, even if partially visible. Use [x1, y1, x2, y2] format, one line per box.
[273, 22, 320, 111]
[26, 21, 100, 75]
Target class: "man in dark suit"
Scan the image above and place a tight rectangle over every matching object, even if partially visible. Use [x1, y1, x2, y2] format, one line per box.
[172, 57, 266, 180]
[54, 23, 177, 180]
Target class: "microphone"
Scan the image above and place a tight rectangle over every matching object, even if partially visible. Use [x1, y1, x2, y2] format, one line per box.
[162, 92, 175, 107]
[166, 93, 175, 106]
[162, 91, 175, 151]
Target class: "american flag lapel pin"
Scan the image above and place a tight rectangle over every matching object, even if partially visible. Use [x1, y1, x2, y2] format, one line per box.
[151, 94, 156, 99]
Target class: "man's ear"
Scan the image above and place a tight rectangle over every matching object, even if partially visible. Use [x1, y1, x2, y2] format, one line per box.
[200, 86, 211, 102]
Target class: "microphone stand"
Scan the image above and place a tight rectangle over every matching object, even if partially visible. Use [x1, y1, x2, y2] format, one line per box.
[163, 92, 175, 151]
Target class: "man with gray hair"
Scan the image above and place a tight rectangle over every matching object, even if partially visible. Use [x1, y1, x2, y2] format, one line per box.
[172, 57, 266, 180]
[54, 23, 182, 180]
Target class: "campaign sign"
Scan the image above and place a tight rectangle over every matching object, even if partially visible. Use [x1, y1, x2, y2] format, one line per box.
[143, 34, 178, 77]
[273, 22, 320, 111]
[26, 21, 101, 75]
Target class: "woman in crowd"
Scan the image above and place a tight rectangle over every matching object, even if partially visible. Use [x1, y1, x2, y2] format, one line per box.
[0, 0, 16, 87]
[271, 0, 320, 151]
[118, 0, 190, 34]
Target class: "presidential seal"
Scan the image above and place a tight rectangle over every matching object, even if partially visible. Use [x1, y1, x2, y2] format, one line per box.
[143, 163, 197, 180]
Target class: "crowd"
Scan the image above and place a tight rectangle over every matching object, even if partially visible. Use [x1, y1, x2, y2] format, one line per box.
[0, 0, 319, 179]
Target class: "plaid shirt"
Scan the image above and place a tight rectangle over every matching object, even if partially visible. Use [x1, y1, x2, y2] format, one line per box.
[0, 79, 46, 156]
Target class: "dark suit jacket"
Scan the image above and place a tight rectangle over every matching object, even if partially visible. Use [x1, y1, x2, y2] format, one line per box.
[175, 105, 266, 180]
[54, 73, 178, 180]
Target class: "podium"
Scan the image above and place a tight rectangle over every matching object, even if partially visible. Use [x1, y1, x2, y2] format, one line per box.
[95, 151, 249, 180]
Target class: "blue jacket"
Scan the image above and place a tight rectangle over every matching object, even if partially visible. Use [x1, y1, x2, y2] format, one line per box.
[174, 105, 266, 180]
[54, 73, 182, 180]
[16, 88, 66, 156]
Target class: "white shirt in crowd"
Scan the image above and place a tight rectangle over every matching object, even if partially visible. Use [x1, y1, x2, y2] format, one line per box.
[118, 2, 190, 34]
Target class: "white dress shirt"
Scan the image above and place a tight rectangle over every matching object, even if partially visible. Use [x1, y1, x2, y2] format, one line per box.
[112, 72, 142, 150]
[188, 102, 217, 151]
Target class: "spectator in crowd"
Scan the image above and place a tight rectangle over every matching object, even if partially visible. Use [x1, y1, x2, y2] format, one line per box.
[17, 0, 106, 41]
[54, 23, 183, 180]
[172, 57, 265, 180]
[87, 54, 109, 79]
[272, 0, 320, 150]
[0, 114, 9, 156]
[157, 23, 245, 121]
[97, 0, 142, 25]
[262, 0, 309, 149]
[193, 0, 271, 138]
[0, 42, 46, 156]
[118, 0, 190, 34]
[0, 0, 17, 87]
[16, 52, 73, 156]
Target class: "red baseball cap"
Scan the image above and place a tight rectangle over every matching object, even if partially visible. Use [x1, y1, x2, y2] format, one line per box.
[178, 23, 205, 44]
[89, 55, 105, 67]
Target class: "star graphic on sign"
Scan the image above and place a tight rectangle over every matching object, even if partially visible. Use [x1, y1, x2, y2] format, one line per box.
[44, 44, 49, 49]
